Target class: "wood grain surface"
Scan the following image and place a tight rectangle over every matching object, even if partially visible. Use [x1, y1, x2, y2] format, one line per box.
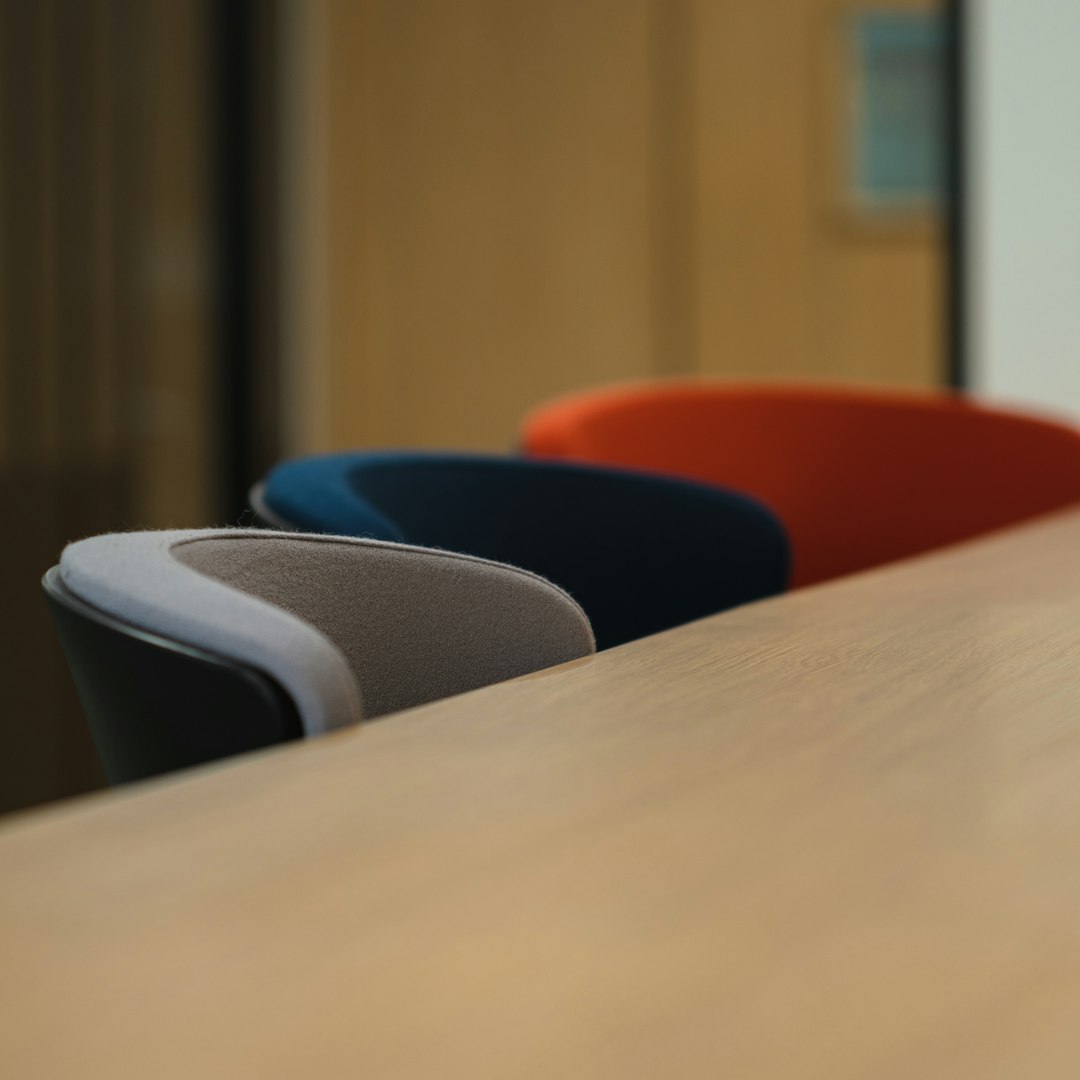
[5, 509, 1080, 1078]
[284, 0, 942, 458]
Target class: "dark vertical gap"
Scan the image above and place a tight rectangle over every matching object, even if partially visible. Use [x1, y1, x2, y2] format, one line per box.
[943, 0, 966, 389]
[0, 0, 109, 813]
[249, 5, 284, 480]
[110, 0, 145, 522]
[50, 0, 109, 796]
[1, 0, 47, 457]
[53, 0, 95, 460]
[210, 0, 256, 521]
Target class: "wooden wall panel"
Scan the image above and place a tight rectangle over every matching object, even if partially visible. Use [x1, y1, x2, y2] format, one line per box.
[695, 0, 943, 387]
[808, 0, 943, 388]
[300, 0, 659, 453]
[288, 0, 944, 455]
[693, 0, 819, 380]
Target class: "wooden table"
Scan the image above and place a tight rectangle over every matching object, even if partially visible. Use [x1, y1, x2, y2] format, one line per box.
[6, 510, 1080, 1078]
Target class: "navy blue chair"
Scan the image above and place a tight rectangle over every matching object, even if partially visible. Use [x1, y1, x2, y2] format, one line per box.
[253, 452, 790, 650]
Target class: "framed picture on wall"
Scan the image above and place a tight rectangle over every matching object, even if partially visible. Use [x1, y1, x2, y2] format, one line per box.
[824, 5, 946, 228]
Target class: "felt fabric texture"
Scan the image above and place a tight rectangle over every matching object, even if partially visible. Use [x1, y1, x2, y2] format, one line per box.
[60, 530, 363, 734]
[259, 452, 790, 650]
[519, 381, 1080, 587]
[174, 533, 594, 720]
[60, 529, 594, 733]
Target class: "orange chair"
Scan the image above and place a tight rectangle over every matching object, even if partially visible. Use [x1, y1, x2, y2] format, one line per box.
[521, 382, 1080, 588]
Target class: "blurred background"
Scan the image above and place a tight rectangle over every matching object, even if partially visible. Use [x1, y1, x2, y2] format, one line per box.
[2, 0, 1076, 814]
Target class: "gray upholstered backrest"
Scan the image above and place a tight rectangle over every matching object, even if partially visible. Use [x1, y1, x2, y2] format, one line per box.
[59, 529, 595, 733]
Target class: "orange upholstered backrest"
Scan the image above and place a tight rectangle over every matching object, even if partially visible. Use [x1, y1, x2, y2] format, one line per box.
[522, 382, 1080, 587]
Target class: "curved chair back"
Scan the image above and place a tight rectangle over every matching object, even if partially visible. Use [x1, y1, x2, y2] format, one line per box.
[521, 382, 1080, 587]
[255, 453, 790, 650]
[44, 566, 303, 785]
[48, 529, 594, 783]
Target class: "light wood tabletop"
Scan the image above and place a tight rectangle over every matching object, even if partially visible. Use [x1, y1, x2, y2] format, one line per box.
[6, 509, 1080, 1078]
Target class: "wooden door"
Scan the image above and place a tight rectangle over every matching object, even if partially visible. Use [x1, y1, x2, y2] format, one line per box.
[694, 0, 943, 386]
[282, 0, 944, 452]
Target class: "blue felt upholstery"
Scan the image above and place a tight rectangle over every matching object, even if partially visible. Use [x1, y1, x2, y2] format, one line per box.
[259, 452, 790, 650]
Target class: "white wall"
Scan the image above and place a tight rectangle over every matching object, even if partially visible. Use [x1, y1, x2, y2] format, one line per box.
[968, 0, 1080, 417]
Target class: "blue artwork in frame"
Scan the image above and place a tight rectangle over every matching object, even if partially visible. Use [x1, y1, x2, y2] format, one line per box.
[849, 11, 944, 210]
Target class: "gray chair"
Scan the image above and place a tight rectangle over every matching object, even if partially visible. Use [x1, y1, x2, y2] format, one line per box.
[46, 528, 595, 784]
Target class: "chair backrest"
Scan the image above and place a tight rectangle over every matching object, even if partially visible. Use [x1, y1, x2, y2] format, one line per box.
[520, 381, 1080, 587]
[44, 566, 303, 785]
[257, 453, 790, 650]
[49, 529, 594, 783]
